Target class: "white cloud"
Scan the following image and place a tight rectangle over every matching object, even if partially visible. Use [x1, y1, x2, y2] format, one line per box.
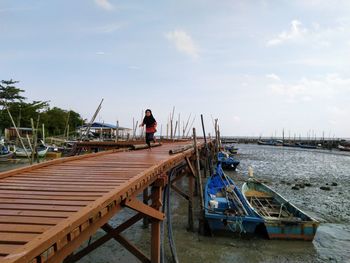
[96, 51, 105, 55]
[268, 73, 350, 102]
[267, 19, 350, 48]
[266, 74, 280, 81]
[165, 30, 199, 59]
[94, 0, 114, 11]
[267, 20, 307, 46]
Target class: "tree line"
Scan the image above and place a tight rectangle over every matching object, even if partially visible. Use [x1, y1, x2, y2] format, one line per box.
[0, 79, 84, 137]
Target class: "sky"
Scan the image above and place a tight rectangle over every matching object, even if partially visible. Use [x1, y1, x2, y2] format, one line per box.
[1, 0, 350, 137]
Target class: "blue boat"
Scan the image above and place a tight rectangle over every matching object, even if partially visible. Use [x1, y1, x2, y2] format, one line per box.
[204, 165, 264, 234]
[296, 143, 317, 149]
[224, 144, 239, 154]
[217, 151, 240, 170]
[0, 145, 14, 160]
[242, 179, 319, 240]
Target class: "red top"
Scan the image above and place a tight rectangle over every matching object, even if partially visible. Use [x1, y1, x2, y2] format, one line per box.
[145, 122, 157, 133]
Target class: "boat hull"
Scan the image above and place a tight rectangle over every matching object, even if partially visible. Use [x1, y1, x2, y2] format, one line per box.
[15, 147, 49, 158]
[0, 152, 14, 160]
[205, 166, 264, 235]
[205, 212, 263, 234]
[242, 180, 319, 241]
[264, 221, 318, 240]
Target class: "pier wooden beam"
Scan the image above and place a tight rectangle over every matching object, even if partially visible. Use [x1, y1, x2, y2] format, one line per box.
[124, 198, 164, 221]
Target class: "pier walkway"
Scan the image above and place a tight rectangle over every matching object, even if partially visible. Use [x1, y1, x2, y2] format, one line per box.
[0, 140, 207, 263]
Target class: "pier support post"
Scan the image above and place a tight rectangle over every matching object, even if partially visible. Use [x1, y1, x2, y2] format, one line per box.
[150, 184, 163, 263]
[188, 173, 194, 232]
[143, 187, 149, 228]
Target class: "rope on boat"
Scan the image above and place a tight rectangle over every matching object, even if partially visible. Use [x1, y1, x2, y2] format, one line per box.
[227, 217, 246, 234]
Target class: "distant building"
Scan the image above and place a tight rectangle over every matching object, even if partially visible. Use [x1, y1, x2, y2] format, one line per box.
[4, 127, 33, 141]
[77, 122, 131, 140]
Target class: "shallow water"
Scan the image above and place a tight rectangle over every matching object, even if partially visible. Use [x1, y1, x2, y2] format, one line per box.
[1, 145, 350, 262]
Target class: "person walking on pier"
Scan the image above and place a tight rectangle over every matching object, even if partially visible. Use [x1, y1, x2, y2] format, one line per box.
[140, 109, 157, 149]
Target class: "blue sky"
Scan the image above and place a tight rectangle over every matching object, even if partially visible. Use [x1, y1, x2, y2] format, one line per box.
[1, 0, 350, 137]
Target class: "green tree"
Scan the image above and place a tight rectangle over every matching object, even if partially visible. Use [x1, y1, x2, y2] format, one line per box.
[1, 79, 84, 137]
[0, 79, 25, 103]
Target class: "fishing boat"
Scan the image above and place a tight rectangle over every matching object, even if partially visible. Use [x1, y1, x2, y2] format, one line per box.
[15, 145, 49, 158]
[338, 145, 350, 152]
[224, 144, 239, 154]
[204, 165, 264, 234]
[217, 151, 240, 170]
[0, 145, 14, 160]
[257, 140, 277, 146]
[242, 179, 319, 240]
[296, 143, 317, 149]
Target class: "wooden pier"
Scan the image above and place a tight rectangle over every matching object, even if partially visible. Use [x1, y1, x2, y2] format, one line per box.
[0, 140, 209, 263]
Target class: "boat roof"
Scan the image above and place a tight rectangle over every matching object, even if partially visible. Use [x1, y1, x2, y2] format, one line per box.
[78, 122, 131, 130]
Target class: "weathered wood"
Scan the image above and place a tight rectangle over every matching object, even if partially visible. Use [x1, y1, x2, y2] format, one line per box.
[0, 140, 207, 263]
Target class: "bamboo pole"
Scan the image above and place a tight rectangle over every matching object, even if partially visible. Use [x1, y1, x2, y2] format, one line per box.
[80, 98, 104, 141]
[42, 123, 45, 144]
[170, 106, 175, 139]
[173, 121, 178, 140]
[178, 113, 181, 138]
[4, 102, 30, 161]
[116, 120, 119, 142]
[183, 114, 191, 138]
[185, 116, 196, 138]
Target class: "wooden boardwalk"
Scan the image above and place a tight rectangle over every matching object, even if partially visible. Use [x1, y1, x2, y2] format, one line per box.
[0, 140, 206, 263]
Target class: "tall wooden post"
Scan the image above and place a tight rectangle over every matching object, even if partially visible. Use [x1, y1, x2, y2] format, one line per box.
[193, 128, 204, 210]
[151, 185, 162, 263]
[188, 172, 194, 231]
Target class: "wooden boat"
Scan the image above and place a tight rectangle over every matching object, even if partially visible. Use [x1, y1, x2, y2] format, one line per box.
[0, 151, 14, 160]
[338, 145, 350, 152]
[0, 145, 14, 160]
[217, 151, 240, 170]
[296, 143, 317, 149]
[257, 140, 277, 146]
[204, 165, 264, 234]
[242, 179, 319, 240]
[224, 145, 239, 154]
[15, 146, 49, 158]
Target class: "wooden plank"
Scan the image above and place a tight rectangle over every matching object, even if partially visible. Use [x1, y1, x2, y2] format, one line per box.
[0, 216, 63, 225]
[0, 244, 23, 255]
[0, 204, 84, 212]
[0, 210, 72, 218]
[0, 183, 117, 190]
[0, 233, 39, 243]
[0, 194, 97, 201]
[0, 186, 110, 192]
[0, 150, 119, 179]
[4, 178, 125, 183]
[0, 224, 50, 233]
[0, 190, 103, 197]
[0, 199, 90, 206]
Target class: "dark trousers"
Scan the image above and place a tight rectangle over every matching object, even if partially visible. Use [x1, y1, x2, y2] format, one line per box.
[145, 132, 155, 147]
